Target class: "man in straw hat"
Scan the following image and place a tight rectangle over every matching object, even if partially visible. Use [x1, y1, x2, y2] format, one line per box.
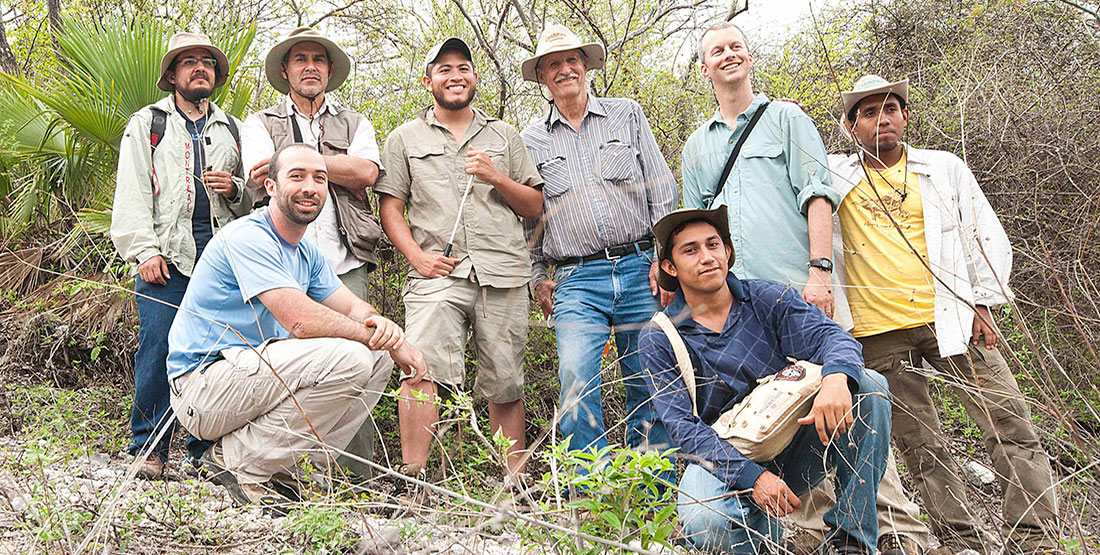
[376, 37, 543, 483]
[519, 23, 678, 472]
[639, 206, 892, 554]
[825, 74, 1059, 553]
[167, 143, 424, 514]
[240, 26, 386, 480]
[111, 31, 252, 480]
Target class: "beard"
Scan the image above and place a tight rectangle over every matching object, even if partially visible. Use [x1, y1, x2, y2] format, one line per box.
[276, 189, 323, 226]
[432, 81, 477, 111]
[177, 73, 214, 103]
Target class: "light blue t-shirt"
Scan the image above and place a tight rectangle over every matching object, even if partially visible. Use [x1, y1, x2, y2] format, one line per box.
[681, 94, 841, 288]
[166, 209, 343, 379]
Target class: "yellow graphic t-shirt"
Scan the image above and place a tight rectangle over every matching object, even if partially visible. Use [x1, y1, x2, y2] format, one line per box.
[838, 154, 936, 337]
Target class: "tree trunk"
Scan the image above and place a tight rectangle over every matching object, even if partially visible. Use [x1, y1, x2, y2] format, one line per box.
[0, 3, 20, 74]
[45, 0, 65, 60]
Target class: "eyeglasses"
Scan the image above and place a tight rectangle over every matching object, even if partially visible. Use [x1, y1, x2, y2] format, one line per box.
[177, 57, 218, 70]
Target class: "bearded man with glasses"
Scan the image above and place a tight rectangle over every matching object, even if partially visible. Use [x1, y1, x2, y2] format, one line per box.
[111, 32, 251, 480]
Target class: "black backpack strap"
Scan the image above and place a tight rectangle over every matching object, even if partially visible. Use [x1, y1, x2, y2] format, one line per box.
[149, 107, 168, 157]
[710, 101, 770, 208]
[225, 113, 241, 152]
[290, 116, 305, 144]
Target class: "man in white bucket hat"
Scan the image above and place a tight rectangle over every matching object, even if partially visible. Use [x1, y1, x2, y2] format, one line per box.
[111, 31, 251, 481]
[240, 27, 386, 481]
[518, 23, 678, 480]
[824, 74, 1059, 553]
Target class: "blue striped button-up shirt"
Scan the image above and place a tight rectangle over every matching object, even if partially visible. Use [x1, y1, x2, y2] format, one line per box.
[682, 94, 840, 288]
[521, 95, 679, 287]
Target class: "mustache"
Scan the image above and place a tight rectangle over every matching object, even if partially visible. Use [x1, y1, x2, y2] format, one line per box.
[554, 72, 579, 83]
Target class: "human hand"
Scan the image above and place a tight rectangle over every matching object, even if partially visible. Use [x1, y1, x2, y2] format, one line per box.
[363, 315, 406, 351]
[138, 255, 170, 285]
[247, 158, 270, 190]
[751, 471, 801, 517]
[535, 279, 556, 318]
[971, 305, 999, 349]
[412, 250, 459, 278]
[465, 148, 504, 186]
[798, 373, 854, 445]
[203, 170, 238, 199]
[392, 342, 427, 383]
[802, 268, 834, 319]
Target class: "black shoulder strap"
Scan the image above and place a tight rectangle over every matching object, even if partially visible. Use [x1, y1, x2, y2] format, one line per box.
[710, 101, 770, 208]
[149, 106, 168, 158]
[290, 115, 304, 144]
[225, 114, 241, 152]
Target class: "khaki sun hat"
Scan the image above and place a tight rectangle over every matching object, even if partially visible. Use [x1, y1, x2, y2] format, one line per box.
[422, 37, 473, 73]
[157, 32, 230, 92]
[521, 23, 605, 83]
[264, 27, 352, 95]
[653, 205, 734, 291]
[841, 74, 909, 121]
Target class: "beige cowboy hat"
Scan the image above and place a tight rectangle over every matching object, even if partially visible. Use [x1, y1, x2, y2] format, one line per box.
[653, 205, 734, 291]
[157, 32, 230, 92]
[264, 27, 352, 95]
[521, 23, 605, 83]
[841, 74, 909, 121]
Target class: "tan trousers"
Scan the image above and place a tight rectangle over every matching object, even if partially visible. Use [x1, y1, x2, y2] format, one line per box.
[171, 337, 393, 484]
[336, 264, 379, 479]
[860, 325, 1058, 552]
[788, 449, 931, 548]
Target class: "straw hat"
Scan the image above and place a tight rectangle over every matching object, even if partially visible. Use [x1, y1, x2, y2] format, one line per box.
[841, 74, 909, 120]
[653, 205, 734, 291]
[520, 24, 605, 83]
[264, 27, 351, 95]
[157, 32, 230, 92]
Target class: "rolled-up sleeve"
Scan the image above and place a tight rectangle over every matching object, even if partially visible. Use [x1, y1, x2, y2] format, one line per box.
[785, 107, 841, 215]
[767, 284, 864, 386]
[640, 324, 767, 491]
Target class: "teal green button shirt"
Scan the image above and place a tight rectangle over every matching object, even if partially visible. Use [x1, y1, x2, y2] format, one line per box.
[681, 94, 840, 288]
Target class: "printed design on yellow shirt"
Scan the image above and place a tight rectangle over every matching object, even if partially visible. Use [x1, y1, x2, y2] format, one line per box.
[855, 189, 912, 230]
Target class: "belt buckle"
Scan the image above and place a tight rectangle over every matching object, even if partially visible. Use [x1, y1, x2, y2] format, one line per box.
[604, 245, 624, 260]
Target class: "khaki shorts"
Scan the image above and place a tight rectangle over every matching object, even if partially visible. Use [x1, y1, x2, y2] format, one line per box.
[402, 274, 528, 403]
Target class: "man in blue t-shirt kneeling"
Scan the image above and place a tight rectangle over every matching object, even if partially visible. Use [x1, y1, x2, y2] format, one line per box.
[167, 144, 425, 513]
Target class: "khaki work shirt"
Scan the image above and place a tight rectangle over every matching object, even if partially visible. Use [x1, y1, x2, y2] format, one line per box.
[376, 107, 543, 288]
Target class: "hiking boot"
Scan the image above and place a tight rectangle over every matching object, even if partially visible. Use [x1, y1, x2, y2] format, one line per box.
[878, 533, 925, 555]
[817, 530, 868, 555]
[135, 455, 165, 480]
[199, 442, 294, 516]
[390, 463, 426, 516]
[785, 528, 824, 554]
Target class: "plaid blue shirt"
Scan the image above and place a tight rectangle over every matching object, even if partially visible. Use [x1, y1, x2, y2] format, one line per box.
[640, 275, 864, 491]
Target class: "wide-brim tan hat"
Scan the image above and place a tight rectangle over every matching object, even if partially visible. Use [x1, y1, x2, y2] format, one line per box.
[264, 27, 351, 95]
[841, 74, 909, 120]
[157, 32, 230, 92]
[423, 37, 473, 73]
[653, 205, 734, 291]
[521, 23, 605, 83]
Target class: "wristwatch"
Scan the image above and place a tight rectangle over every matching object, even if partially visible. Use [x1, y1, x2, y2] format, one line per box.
[808, 258, 834, 272]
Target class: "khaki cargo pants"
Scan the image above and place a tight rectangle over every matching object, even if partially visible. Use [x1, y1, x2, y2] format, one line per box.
[860, 325, 1058, 552]
[171, 337, 393, 484]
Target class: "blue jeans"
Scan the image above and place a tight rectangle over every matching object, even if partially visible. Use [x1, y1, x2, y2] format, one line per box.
[552, 250, 673, 479]
[677, 370, 892, 554]
[130, 264, 209, 462]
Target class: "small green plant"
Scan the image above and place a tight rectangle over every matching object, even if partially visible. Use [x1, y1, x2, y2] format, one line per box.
[284, 504, 358, 553]
[9, 385, 130, 464]
[521, 439, 678, 554]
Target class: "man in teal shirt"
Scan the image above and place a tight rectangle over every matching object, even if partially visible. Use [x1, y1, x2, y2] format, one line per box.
[682, 21, 838, 318]
[681, 22, 932, 555]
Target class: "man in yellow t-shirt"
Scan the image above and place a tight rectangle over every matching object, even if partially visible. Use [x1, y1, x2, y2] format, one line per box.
[829, 75, 1058, 554]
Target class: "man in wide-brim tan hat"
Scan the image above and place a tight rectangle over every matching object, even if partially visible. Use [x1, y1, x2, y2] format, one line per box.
[112, 31, 250, 482]
[826, 73, 1060, 553]
[518, 23, 678, 483]
[240, 26, 386, 483]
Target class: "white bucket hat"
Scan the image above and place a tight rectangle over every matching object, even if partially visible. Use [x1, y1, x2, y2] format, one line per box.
[264, 27, 352, 95]
[521, 23, 605, 83]
[157, 32, 230, 92]
[841, 74, 909, 120]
